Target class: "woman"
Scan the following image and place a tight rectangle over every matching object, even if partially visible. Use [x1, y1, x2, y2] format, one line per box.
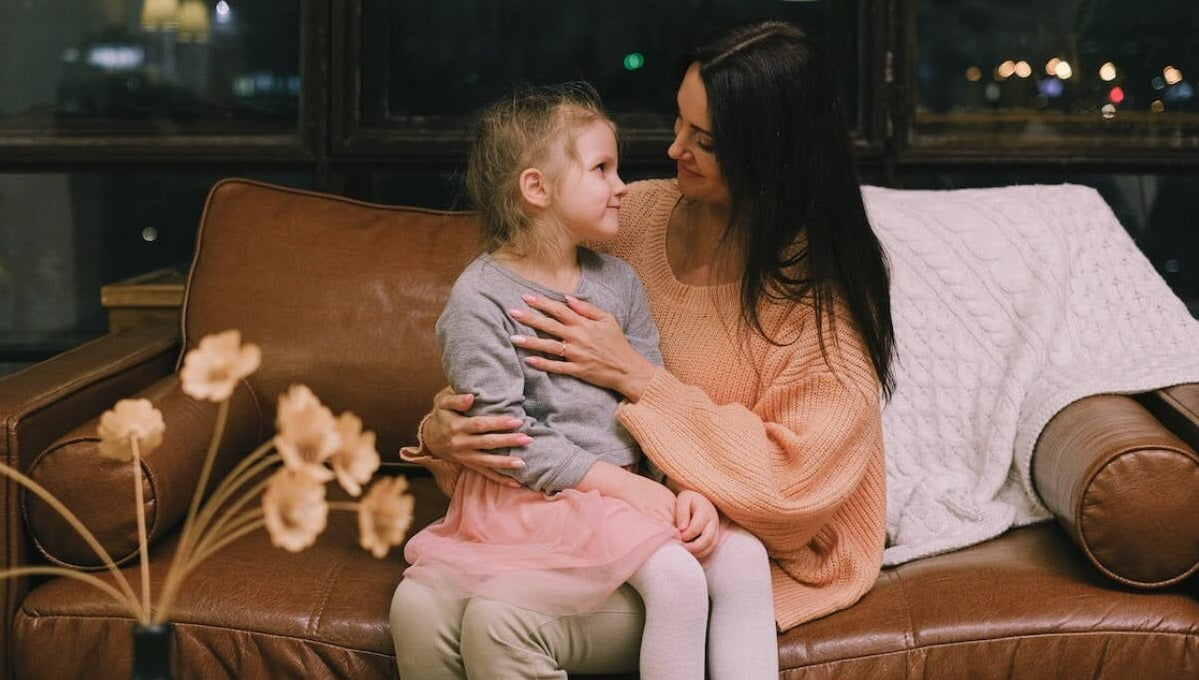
[393, 20, 894, 679]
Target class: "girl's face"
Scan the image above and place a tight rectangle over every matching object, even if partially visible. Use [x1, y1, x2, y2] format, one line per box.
[668, 63, 729, 207]
[550, 119, 627, 242]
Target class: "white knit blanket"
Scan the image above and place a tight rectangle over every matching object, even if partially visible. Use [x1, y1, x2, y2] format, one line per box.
[862, 184, 1199, 566]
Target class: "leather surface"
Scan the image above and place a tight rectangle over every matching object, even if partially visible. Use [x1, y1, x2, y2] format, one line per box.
[7, 181, 1199, 679]
[24, 375, 265, 569]
[14, 478, 1199, 679]
[1140, 384, 1199, 454]
[182, 178, 479, 465]
[0, 323, 179, 675]
[1034, 394, 1199, 586]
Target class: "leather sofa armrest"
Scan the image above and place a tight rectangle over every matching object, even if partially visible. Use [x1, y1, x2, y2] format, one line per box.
[1137, 384, 1199, 453]
[0, 324, 179, 671]
[23, 373, 267, 569]
[1032, 393, 1199, 587]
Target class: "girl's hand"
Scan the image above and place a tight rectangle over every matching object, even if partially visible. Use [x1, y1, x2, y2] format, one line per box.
[675, 490, 721, 559]
[508, 294, 657, 402]
[613, 472, 678, 525]
[424, 387, 530, 487]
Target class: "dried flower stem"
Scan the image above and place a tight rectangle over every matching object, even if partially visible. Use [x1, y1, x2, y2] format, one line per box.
[131, 437, 151, 623]
[0, 566, 133, 613]
[0, 465, 141, 616]
[154, 443, 277, 622]
[154, 399, 228, 622]
[176, 399, 230, 562]
[191, 448, 278, 539]
[186, 479, 271, 573]
[188, 518, 266, 570]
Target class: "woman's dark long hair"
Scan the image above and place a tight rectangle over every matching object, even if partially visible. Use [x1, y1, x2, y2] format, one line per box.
[685, 21, 895, 397]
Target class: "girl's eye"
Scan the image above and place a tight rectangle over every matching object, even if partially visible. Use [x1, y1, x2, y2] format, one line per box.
[696, 139, 714, 153]
[594, 163, 607, 173]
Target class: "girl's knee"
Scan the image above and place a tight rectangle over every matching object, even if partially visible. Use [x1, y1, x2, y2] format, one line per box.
[716, 525, 768, 563]
[633, 543, 708, 606]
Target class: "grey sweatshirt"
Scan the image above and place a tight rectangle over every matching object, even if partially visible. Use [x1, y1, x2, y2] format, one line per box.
[435, 249, 664, 493]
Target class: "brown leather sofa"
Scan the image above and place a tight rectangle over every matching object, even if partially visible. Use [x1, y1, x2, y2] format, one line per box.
[2, 179, 1198, 679]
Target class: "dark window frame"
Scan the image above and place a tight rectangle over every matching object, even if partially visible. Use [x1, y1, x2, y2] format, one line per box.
[0, 0, 1192, 181]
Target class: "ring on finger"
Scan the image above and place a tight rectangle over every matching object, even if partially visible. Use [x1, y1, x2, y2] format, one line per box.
[559, 341, 568, 357]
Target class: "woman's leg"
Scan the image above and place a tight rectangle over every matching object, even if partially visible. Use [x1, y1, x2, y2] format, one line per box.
[390, 578, 469, 680]
[702, 525, 779, 680]
[459, 585, 645, 679]
[625, 542, 709, 680]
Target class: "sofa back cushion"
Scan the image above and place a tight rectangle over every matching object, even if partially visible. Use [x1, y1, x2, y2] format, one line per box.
[184, 179, 479, 460]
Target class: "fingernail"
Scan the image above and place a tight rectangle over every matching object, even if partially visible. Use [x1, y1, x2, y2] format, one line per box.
[510, 334, 526, 344]
[506, 418, 523, 428]
[521, 294, 537, 303]
[565, 294, 577, 303]
[516, 435, 533, 445]
[508, 309, 525, 318]
[525, 356, 540, 365]
[510, 459, 527, 468]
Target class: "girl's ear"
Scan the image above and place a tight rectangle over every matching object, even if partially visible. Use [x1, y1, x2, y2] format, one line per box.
[518, 167, 552, 209]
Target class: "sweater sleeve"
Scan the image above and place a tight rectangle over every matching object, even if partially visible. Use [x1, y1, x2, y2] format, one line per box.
[616, 328, 883, 554]
[398, 415, 463, 497]
[438, 289, 600, 493]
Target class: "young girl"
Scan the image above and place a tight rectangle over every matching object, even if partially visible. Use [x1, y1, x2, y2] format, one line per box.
[399, 83, 774, 680]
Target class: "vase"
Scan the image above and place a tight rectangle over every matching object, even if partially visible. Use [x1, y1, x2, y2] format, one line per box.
[130, 622, 173, 680]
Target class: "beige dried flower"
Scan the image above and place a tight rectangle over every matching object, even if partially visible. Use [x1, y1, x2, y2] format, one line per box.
[357, 476, 415, 559]
[97, 399, 166, 462]
[329, 413, 381, 497]
[179, 330, 261, 402]
[262, 468, 329, 553]
[274, 385, 338, 482]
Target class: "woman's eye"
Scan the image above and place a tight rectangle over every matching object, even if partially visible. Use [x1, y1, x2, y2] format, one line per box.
[696, 139, 714, 153]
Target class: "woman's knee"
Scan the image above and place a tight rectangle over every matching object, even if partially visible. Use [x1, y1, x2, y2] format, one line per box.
[390, 579, 465, 666]
[459, 597, 545, 659]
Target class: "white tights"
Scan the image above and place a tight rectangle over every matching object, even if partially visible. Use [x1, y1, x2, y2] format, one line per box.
[390, 524, 778, 680]
[626, 525, 778, 680]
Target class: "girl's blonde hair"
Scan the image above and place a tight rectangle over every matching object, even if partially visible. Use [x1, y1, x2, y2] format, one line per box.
[466, 82, 613, 254]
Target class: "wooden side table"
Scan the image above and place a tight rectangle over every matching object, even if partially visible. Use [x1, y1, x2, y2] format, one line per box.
[100, 268, 186, 332]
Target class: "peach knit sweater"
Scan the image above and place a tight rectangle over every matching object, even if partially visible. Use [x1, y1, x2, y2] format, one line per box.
[405, 179, 886, 630]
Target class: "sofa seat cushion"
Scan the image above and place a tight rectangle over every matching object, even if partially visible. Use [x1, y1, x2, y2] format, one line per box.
[13, 476, 448, 680]
[13, 477, 1199, 679]
[783, 525, 1199, 678]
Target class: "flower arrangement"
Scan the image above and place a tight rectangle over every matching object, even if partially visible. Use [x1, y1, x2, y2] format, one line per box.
[0, 329, 415, 627]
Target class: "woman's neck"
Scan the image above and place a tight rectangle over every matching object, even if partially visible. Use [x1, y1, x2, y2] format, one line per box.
[492, 228, 582, 293]
[667, 198, 740, 285]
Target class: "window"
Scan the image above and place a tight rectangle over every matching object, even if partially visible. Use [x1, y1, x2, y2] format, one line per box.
[340, 0, 869, 157]
[912, 0, 1199, 155]
[0, 0, 302, 138]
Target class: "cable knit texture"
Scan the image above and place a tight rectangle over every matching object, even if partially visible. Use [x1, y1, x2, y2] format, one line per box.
[864, 184, 1199, 566]
[608, 180, 886, 631]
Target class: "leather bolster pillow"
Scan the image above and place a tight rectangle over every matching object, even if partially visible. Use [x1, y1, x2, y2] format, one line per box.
[22, 374, 265, 570]
[1033, 393, 1199, 587]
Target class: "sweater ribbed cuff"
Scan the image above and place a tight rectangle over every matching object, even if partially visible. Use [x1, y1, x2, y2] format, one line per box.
[399, 412, 461, 496]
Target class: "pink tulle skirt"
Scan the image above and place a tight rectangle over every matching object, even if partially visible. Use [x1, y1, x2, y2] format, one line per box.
[403, 470, 680, 614]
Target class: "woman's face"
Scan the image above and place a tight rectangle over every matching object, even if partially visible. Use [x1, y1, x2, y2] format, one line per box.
[668, 63, 729, 207]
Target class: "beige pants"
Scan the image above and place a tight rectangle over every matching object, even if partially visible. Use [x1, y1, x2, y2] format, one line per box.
[391, 578, 645, 679]
[390, 526, 778, 680]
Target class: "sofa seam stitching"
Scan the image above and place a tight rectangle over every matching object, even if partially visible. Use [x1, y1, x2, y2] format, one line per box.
[793, 629, 1199, 671]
